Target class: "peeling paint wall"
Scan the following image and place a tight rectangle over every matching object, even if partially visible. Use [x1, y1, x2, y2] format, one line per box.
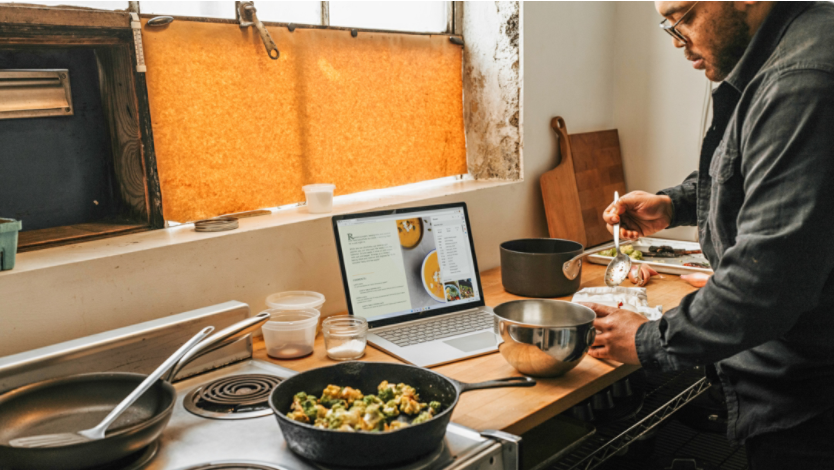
[463, 1, 522, 180]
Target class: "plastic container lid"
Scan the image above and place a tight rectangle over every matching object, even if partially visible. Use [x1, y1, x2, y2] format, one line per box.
[302, 184, 335, 194]
[262, 309, 320, 330]
[266, 291, 325, 311]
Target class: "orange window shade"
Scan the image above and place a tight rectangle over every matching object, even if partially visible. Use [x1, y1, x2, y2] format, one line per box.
[141, 21, 467, 222]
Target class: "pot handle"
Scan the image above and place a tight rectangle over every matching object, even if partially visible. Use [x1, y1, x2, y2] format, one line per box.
[458, 376, 536, 393]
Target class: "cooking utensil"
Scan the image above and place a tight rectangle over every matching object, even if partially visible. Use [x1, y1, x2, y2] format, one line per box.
[604, 192, 631, 287]
[541, 117, 587, 247]
[166, 311, 271, 380]
[562, 238, 638, 281]
[0, 314, 271, 470]
[500, 238, 584, 297]
[493, 300, 596, 377]
[9, 327, 213, 449]
[269, 361, 536, 467]
[541, 117, 627, 248]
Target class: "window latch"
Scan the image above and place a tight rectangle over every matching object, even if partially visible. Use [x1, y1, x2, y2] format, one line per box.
[236, 1, 280, 60]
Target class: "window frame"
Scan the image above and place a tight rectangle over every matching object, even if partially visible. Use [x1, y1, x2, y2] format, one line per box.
[0, 3, 165, 251]
[133, 1, 461, 37]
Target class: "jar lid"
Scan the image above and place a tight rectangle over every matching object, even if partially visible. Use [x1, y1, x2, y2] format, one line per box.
[266, 291, 325, 310]
[262, 309, 320, 330]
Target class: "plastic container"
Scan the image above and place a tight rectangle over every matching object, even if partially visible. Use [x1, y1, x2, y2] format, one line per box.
[266, 291, 326, 336]
[302, 184, 336, 213]
[322, 316, 368, 361]
[261, 308, 320, 359]
[0, 217, 22, 271]
[266, 291, 325, 311]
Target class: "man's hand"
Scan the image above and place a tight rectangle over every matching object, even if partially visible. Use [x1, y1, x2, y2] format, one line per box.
[603, 191, 674, 239]
[579, 302, 648, 365]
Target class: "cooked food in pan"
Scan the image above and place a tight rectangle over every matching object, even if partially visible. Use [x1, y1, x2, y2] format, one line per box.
[287, 381, 442, 432]
[598, 245, 643, 260]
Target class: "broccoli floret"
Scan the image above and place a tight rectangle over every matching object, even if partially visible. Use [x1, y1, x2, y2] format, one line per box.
[620, 245, 634, 255]
[629, 250, 643, 260]
[320, 396, 346, 408]
[382, 400, 400, 417]
[301, 399, 319, 419]
[598, 248, 616, 257]
[377, 386, 395, 402]
[412, 411, 434, 424]
[363, 395, 383, 405]
[428, 401, 442, 413]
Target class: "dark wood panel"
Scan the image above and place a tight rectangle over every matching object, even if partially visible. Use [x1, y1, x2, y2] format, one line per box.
[0, 5, 129, 29]
[134, 72, 165, 229]
[96, 46, 149, 222]
[18, 220, 149, 251]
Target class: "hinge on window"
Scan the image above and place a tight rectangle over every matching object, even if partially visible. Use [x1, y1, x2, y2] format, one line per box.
[236, 1, 280, 60]
[130, 13, 147, 73]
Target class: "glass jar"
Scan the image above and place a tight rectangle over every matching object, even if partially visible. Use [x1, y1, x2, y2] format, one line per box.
[322, 316, 368, 361]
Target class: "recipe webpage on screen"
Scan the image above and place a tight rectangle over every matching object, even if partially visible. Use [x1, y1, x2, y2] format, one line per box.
[338, 208, 481, 321]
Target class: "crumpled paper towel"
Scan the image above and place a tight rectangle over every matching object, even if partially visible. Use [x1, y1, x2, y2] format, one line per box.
[571, 287, 663, 321]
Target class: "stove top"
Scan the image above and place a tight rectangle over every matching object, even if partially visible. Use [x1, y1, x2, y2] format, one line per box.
[143, 359, 511, 470]
[0, 301, 517, 470]
[183, 373, 282, 419]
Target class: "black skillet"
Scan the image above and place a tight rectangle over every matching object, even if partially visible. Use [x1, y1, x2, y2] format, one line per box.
[269, 361, 536, 467]
[0, 372, 175, 470]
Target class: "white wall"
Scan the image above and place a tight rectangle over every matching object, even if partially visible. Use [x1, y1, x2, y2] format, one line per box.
[611, 2, 707, 240]
[0, 2, 708, 356]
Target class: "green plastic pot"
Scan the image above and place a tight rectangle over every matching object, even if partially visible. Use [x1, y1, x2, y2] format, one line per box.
[0, 218, 22, 271]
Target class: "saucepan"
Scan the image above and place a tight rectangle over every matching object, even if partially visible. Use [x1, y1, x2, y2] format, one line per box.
[269, 361, 536, 467]
[500, 238, 585, 297]
[0, 312, 271, 470]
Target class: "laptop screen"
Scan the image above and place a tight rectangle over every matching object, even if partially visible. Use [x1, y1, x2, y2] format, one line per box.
[332, 203, 485, 327]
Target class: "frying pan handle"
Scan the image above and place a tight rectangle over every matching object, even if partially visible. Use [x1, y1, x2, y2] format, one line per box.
[458, 376, 536, 393]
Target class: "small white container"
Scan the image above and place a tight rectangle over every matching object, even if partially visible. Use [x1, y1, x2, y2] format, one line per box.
[302, 184, 336, 213]
[266, 291, 325, 311]
[261, 308, 320, 359]
[266, 291, 326, 336]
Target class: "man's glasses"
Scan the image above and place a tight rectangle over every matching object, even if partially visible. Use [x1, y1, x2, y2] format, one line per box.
[659, 2, 699, 43]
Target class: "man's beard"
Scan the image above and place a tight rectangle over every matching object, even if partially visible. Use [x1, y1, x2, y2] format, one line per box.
[711, 6, 752, 81]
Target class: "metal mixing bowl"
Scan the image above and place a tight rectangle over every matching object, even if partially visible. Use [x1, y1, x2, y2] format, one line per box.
[494, 300, 596, 377]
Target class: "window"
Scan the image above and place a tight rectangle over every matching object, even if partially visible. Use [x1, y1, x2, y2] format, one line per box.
[1, 0, 464, 246]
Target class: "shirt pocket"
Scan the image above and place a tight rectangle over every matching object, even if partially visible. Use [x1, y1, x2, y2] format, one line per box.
[708, 140, 740, 184]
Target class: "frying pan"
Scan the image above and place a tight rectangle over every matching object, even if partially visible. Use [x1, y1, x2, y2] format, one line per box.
[269, 362, 536, 467]
[0, 312, 270, 470]
[0, 373, 174, 470]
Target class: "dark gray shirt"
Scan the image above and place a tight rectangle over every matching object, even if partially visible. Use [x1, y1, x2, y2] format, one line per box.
[635, 1, 834, 443]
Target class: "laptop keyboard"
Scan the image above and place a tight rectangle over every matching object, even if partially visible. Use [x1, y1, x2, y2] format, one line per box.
[376, 311, 495, 348]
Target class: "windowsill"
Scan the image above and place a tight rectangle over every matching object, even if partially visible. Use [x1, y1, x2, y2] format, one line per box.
[1, 178, 520, 277]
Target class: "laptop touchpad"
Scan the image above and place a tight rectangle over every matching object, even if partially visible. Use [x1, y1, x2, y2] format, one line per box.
[444, 332, 497, 352]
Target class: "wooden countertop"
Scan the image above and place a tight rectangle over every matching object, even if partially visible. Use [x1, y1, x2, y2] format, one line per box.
[254, 263, 697, 435]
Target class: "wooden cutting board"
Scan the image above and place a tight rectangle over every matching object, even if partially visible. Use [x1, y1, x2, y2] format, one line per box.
[541, 117, 627, 248]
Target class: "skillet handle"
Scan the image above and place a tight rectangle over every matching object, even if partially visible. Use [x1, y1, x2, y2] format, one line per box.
[458, 376, 536, 393]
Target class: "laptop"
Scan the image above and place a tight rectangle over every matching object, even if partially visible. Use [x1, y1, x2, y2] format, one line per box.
[332, 202, 499, 367]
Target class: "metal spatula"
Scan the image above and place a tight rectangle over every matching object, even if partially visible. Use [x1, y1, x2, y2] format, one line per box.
[9, 326, 214, 448]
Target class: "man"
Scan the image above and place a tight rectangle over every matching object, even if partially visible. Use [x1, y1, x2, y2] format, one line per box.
[582, 2, 834, 468]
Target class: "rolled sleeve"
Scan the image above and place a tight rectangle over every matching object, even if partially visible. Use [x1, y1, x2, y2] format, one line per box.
[657, 170, 698, 228]
[636, 319, 679, 371]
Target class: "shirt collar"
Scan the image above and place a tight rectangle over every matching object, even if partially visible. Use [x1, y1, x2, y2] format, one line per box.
[724, 2, 814, 92]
